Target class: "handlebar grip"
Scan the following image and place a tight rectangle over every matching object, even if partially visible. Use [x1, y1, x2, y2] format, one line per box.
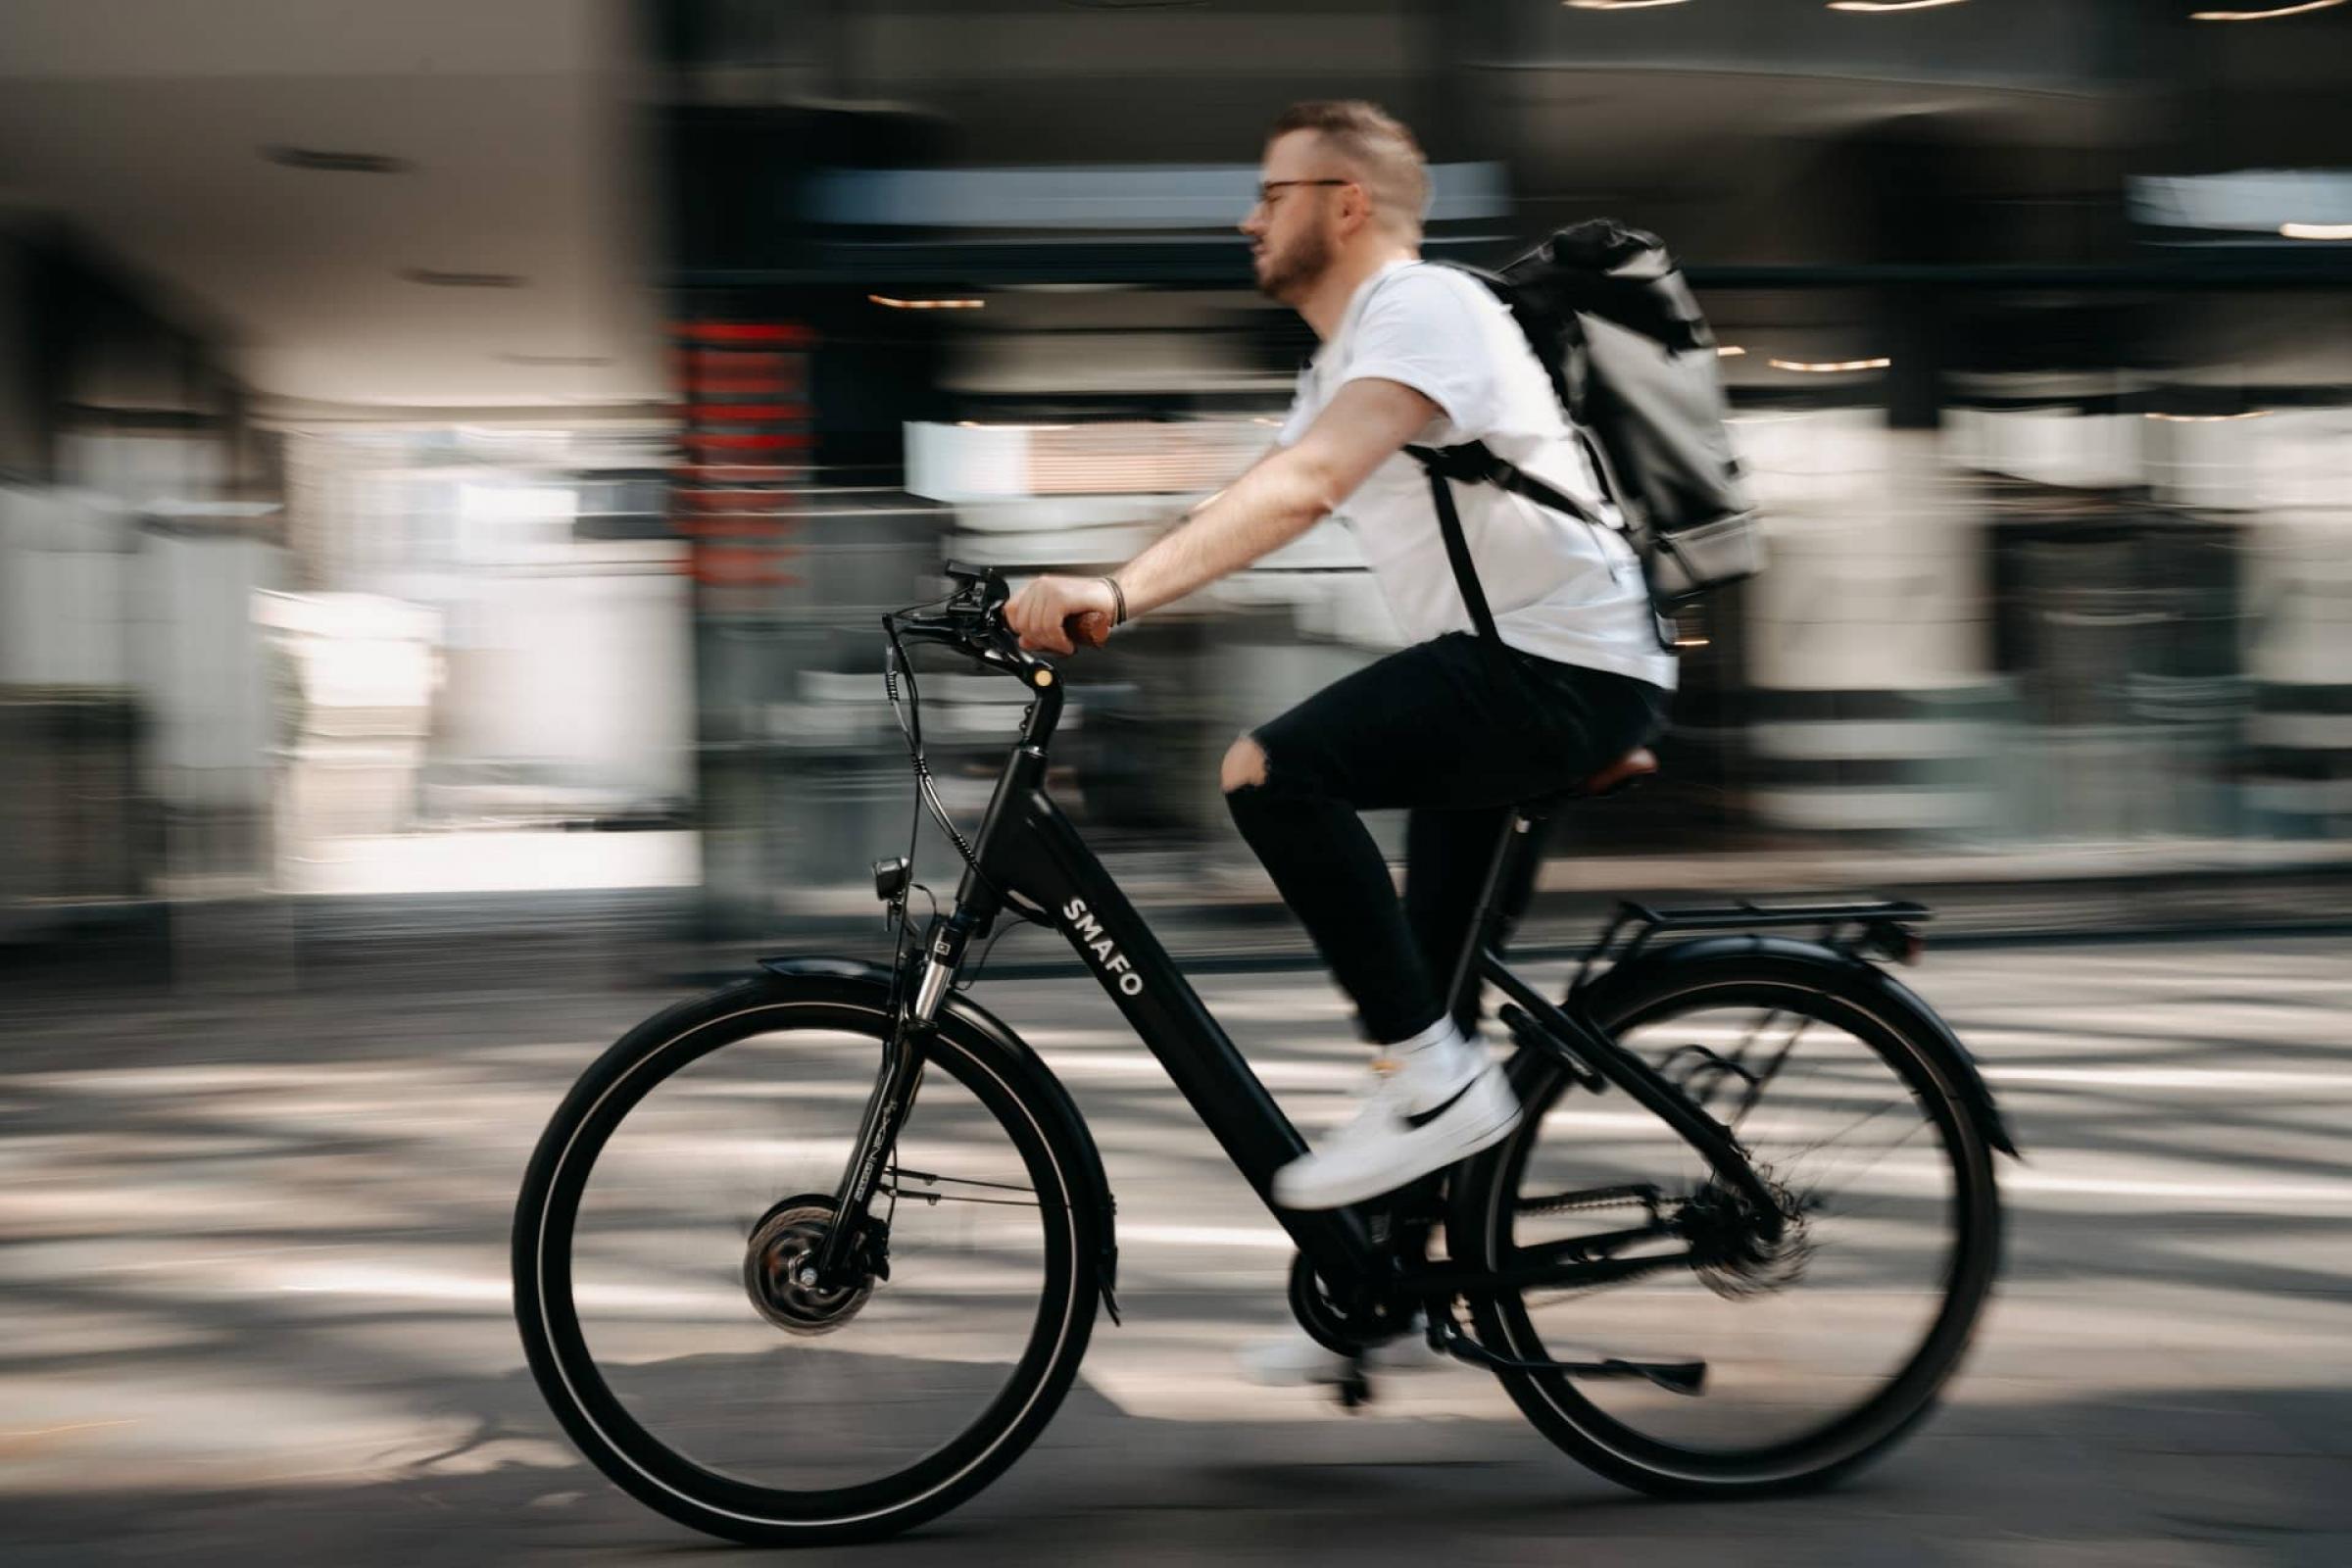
[1064, 612, 1112, 650]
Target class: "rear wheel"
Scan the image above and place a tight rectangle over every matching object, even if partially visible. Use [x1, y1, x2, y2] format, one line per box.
[1451, 953, 2000, 1496]
[512, 974, 1101, 1545]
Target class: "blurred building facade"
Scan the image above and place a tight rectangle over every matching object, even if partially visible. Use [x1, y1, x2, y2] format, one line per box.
[650, 0, 2351, 933]
[0, 220, 284, 936]
[2, 1, 2347, 951]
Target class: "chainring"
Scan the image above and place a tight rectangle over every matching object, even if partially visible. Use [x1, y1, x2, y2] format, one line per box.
[1287, 1250, 1420, 1355]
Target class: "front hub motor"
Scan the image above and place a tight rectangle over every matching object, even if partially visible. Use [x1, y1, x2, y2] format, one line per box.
[743, 1196, 875, 1335]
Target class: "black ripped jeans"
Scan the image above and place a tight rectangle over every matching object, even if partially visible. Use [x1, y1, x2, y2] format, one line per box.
[1226, 632, 1669, 1046]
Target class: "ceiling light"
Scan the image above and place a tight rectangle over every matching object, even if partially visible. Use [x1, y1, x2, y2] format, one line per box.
[1827, 0, 1969, 10]
[871, 294, 985, 310]
[263, 145, 410, 174]
[2190, 0, 2343, 19]
[1715, 344, 1747, 357]
[401, 268, 526, 288]
[1564, 1, 1690, 10]
[1769, 357, 1891, 372]
[2280, 221, 2352, 239]
[2144, 411, 2271, 422]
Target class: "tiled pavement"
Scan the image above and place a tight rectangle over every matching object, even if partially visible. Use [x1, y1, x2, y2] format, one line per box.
[3, 935, 2349, 1564]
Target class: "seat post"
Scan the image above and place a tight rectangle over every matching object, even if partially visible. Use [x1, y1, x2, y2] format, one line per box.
[1445, 808, 1543, 1034]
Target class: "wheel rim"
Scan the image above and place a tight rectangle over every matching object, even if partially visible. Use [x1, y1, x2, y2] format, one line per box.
[525, 1000, 1082, 1523]
[1484, 979, 1995, 1480]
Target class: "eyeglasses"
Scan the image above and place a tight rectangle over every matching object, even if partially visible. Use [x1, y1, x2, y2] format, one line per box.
[1253, 178, 1351, 210]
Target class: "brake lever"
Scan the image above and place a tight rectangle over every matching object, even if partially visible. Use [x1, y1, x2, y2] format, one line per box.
[899, 589, 1103, 674]
[898, 603, 1032, 677]
[943, 560, 1010, 613]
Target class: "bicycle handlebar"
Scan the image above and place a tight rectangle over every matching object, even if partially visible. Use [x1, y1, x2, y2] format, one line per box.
[889, 563, 1107, 672]
[887, 564, 1105, 748]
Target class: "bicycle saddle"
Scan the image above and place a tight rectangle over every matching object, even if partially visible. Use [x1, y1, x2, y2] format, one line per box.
[1523, 746, 1657, 813]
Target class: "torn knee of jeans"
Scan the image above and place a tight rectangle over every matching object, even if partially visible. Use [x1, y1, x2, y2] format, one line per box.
[1220, 735, 1270, 795]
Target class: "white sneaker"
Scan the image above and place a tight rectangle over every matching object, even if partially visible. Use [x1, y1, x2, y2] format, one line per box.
[1271, 1058, 1520, 1211]
[1238, 1321, 1457, 1388]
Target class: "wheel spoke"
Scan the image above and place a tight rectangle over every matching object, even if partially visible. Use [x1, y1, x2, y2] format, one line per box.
[881, 1166, 1044, 1208]
[1728, 1013, 1816, 1130]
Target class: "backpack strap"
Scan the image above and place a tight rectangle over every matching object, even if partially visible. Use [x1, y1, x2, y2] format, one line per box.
[1411, 439, 1611, 530]
[1409, 438, 1676, 658]
[1405, 445, 1503, 654]
[1406, 439, 1621, 648]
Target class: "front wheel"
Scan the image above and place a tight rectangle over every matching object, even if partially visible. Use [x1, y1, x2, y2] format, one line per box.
[512, 972, 1102, 1545]
[1450, 950, 2001, 1497]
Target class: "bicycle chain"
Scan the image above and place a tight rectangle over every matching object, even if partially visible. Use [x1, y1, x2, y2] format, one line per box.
[1506, 1188, 1671, 1304]
[1515, 1190, 1662, 1217]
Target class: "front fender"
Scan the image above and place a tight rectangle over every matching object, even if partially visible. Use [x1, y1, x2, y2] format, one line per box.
[1578, 935, 2019, 1158]
[756, 955, 1123, 1314]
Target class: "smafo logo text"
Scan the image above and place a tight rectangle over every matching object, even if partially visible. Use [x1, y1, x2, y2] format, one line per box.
[1062, 898, 1144, 996]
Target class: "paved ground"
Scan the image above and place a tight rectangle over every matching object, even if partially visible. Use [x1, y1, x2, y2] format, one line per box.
[4, 932, 2350, 1565]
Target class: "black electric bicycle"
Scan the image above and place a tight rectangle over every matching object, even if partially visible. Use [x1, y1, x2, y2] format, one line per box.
[513, 564, 2014, 1547]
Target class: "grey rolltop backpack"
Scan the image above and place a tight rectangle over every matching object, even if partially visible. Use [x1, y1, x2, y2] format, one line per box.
[1406, 220, 1764, 647]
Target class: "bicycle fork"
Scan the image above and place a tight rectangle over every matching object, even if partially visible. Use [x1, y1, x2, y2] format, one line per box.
[809, 913, 968, 1286]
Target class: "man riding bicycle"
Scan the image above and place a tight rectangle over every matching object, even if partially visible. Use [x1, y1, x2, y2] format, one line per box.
[515, 106, 2007, 1530]
[1007, 101, 1672, 1239]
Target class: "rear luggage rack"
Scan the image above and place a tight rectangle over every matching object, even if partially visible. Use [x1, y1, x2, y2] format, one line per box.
[1573, 898, 1931, 990]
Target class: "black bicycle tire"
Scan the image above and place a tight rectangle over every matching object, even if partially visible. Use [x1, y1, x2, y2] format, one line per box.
[1449, 952, 2001, 1497]
[511, 973, 1102, 1546]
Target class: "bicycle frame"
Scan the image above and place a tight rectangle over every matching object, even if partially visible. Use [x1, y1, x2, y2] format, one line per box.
[815, 650, 1781, 1305]
[934, 726, 1385, 1295]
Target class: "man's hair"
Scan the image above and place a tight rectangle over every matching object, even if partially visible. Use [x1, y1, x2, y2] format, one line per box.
[1267, 100, 1429, 242]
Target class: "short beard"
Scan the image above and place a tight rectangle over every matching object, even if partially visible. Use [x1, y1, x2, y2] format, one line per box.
[1254, 224, 1333, 305]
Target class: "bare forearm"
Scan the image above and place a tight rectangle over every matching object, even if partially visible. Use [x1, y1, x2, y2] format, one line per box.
[1011, 381, 1428, 654]
[1110, 455, 1337, 618]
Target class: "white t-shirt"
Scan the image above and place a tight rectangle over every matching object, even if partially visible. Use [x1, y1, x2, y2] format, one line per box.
[1278, 259, 1677, 691]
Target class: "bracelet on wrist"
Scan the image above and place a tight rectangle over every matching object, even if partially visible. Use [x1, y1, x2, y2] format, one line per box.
[1101, 575, 1128, 627]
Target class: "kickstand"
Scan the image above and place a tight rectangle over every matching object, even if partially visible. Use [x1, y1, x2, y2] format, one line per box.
[1424, 1300, 1706, 1396]
[1335, 1354, 1374, 1411]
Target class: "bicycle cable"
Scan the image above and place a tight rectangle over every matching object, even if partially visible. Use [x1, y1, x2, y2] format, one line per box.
[879, 596, 1048, 954]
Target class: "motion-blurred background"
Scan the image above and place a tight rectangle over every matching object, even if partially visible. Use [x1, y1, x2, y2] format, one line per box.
[7, 9, 2352, 1563]
[1, 0, 2347, 969]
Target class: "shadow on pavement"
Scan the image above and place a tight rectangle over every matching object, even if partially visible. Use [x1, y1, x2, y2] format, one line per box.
[7, 1364, 2351, 1567]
